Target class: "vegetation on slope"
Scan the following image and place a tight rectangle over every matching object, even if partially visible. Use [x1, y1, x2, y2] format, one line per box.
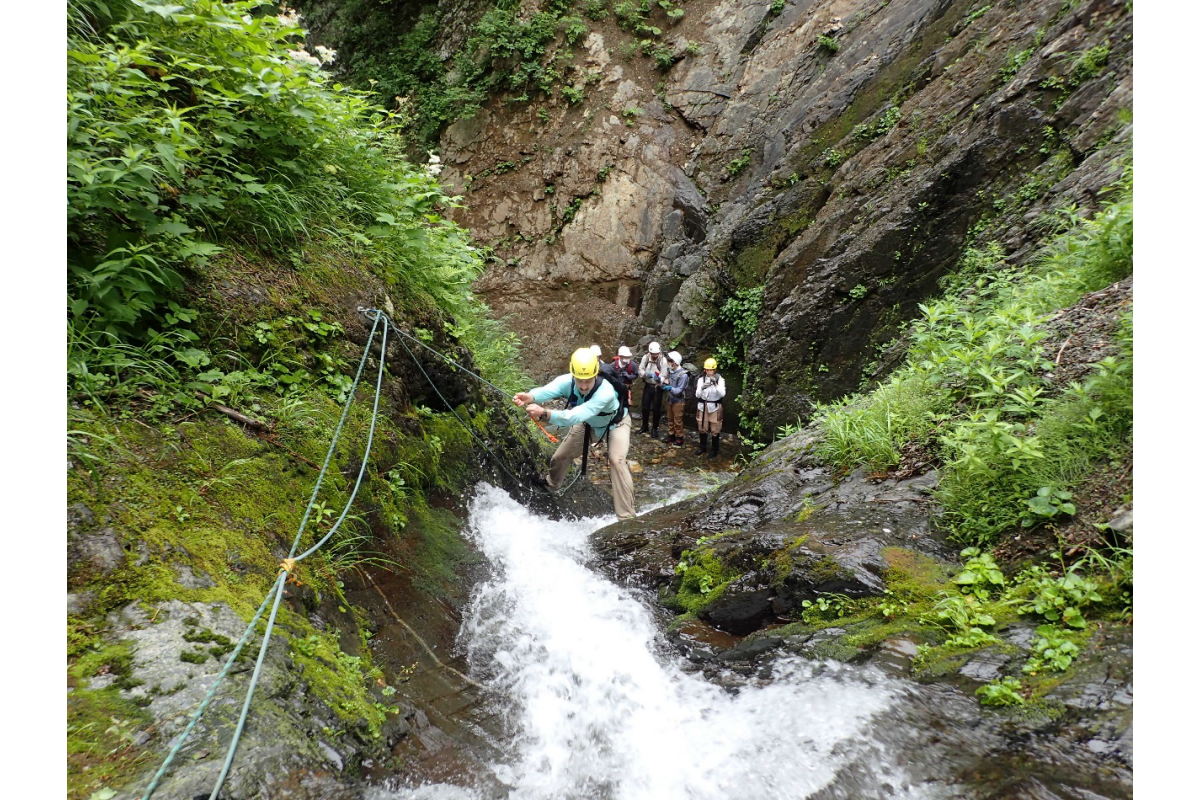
[298, 0, 696, 149]
[813, 172, 1132, 546]
[66, 2, 535, 796]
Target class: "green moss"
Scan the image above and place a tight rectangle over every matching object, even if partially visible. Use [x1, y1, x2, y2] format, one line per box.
[67, 687, 155, 800]
[280, 617, 389, 737]
[179, 648, 209, 664]
[840, 615, 929, 650]
[808, 553, 847, 584]
[729, 208, 812, 288]
[763, 619, 818, 639]
[808, 636, 864, 662]
[911, 643, 972, 679]
[408, 504, 470, 595]
[882, 547, 955, 605]
[70, 641, 141, 690]
[769, 534, 811, 586]
[666, 548, 742, 615]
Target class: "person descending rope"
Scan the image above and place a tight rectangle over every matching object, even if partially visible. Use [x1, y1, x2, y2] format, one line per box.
[664, 350, 689, 447]
[695, 357, 727, 458]
[638, 341, 668, 437]
[513, 348, 636, 519]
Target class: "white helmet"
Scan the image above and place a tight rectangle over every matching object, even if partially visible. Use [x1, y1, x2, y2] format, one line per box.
[667, 350, 682, 365]
[590, 344, 602, 357]
[617, 345, 632, 357]
[648, 341, 661, 354]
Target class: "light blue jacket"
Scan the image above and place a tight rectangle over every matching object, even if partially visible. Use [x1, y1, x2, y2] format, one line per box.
[531, 374, 621, 438]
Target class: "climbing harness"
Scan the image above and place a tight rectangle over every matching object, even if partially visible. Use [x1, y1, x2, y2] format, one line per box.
[143, 312, 390, 800]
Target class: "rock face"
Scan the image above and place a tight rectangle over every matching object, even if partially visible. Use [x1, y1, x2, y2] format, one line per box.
[591, 429, 955, 634]
[421, 0, 1131, 431]
[589, 431, 1132, 799]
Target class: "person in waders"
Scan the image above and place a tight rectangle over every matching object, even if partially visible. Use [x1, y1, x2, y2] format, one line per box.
[694, 357, 726, 458]
[664, 350, 689, 447]
[513, 348, 635, 519]
[638, 341, 669, 438]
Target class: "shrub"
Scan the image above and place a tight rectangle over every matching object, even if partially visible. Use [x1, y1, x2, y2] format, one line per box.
[67, 0, 485, 339]
[815, 177, 1133, 544]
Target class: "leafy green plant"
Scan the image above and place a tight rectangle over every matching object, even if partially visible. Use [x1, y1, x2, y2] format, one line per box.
[724, 149, 753, 179]
[852, 106, 902, 142]
[1022, 624, 1080, 674]
[821, 148, 845, 168]
[849, 284, 869, 301]
[720, 287, 765, 345]
[584, 0, 609, 20]
[876, 589, 905, 620]
[925, 592, 997, 647]
[801, 592, 854, 623]
[816, 35, 840, 54]
[1021, 486, 1076, 526]
[1016, 564, 1101, 628]
[952, 547, 1006, 601]
[999, 47, 1033, 81]
[976, 676, 1025, 706]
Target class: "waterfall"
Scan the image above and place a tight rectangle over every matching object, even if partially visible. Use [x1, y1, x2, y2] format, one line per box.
[372, 484, 942, 800]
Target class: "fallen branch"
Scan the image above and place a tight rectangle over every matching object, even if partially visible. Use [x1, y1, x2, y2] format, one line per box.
[255, 432, 321, 471]
[1055, 335, 1073, 366]
[195, 391, 270, 431]
[195, 391, 319, 470]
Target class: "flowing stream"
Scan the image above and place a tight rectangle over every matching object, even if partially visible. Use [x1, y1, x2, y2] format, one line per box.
[367, 484, 958, 800]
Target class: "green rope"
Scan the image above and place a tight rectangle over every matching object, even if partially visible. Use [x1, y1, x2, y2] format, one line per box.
[141, 313, 386, 800]
[381, 311, 574, 496]
[208, 315, 390, 800]
[138, 578, 281, 800]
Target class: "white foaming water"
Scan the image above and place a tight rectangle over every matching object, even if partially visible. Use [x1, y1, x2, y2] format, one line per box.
[376, 484, 935, 800]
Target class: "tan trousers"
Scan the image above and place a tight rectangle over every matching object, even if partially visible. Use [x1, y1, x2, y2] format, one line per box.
[667, 400, 685, 438]
[697, 404, 724, 435]
[547, 413, 635, 519]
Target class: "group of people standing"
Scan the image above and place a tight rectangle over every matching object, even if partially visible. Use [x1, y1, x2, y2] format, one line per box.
[634, 342, 725, 458]
[513, 342, 726, 520]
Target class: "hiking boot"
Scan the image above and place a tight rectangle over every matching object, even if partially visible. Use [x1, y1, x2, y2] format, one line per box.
[639, 424, 650, 435]
[672, 436, 684, 447]
[695, 434, 708, 455]
[710, 434, 720, 459]
[651, 427, 659, 440]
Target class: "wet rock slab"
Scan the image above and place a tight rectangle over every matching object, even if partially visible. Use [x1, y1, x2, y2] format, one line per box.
[592, 430, 956, 633]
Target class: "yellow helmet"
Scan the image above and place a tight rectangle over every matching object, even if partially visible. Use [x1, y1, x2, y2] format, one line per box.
[569, 347, 600, 379]
[704, 357, 717, 370]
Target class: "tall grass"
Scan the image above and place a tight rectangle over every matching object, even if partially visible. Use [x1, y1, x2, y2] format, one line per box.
[815, 178, 1132, 544]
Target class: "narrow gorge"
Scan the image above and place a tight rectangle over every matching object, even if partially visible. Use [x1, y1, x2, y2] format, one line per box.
[66, 1, 1133, 798]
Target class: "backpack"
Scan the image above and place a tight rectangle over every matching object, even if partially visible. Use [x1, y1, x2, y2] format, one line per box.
[566, 362, 629, 440]
[597, 360, 631, 430]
